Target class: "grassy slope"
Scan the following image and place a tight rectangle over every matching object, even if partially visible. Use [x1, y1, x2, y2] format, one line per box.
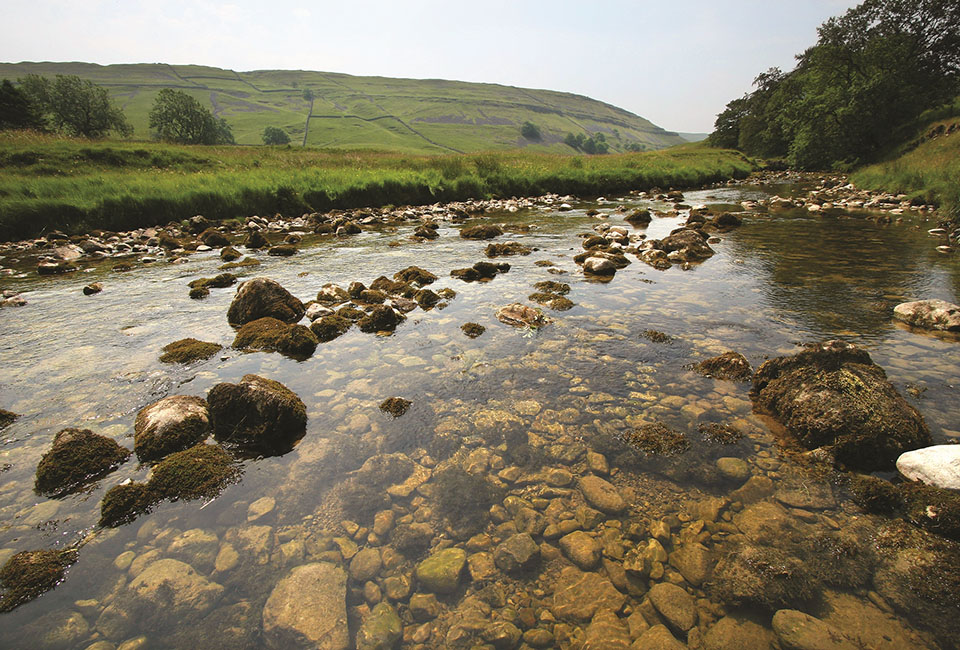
[0, 132, 753, 240]
[852, 117, 960, 221]
[0, 62, 685, 153]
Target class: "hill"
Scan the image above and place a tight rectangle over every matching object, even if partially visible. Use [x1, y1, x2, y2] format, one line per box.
[0, 62, 685, 153]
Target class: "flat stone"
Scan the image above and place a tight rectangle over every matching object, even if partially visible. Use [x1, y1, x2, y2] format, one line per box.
[583, 608, 630, 649]
[772, 609, 859, 650]
[668, 542, 713, 587]
[262, 563, 348, 650]
[896, 445, 960, 489]
[716, 457, 750, 482]
[634, 624, 687, 650]
[551, 566, 625, 622]
[648, 582, 697, 632]
[494, 533, 540, 574]
[247, 496, 276, 521]
[578, 475, 627, 514]
[416, 547, 466, 593]
[129, 558, 223, 618]
[893, 299, 960, 331]
[704, 615, 777, 650]
[559, 530, 601, 570]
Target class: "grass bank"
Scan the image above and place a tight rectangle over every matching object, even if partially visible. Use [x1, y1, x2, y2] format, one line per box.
[851, 118, 960, 223]
[0, 132, 754, 241]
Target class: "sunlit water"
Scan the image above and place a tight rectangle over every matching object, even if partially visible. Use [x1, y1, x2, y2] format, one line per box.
[1, 182, 958, 648]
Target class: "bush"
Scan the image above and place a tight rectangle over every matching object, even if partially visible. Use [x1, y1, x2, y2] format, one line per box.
[520, 121, 542, 141]
[262, 126, 291, 145]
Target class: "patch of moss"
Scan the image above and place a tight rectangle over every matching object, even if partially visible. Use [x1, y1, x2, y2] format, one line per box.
[900, 481, 960, 541]
[341, 481, 392, 525]
[805, 530, 875, 589]
[391, 523, 435, 557]
[435, 466, 504, 536]
[0, 548, 79, 612]
[461, 322, 485, 338]
[358, 305, 401, 333]
[311, 314, 352, 342]
[337, 305, 367, 321]
[358, 289, 388, 304]
[35, 428, 131, 497]
[693, 351, 753, 381]
[159, 338, 222, 364]
[414, 288, 440, 309]
[712, 545, 819, 612]
[621, 423, 690, 456]
[380, 397, 412, 417]
[528, 292, 574, 311]
[533, 280, 570, 295]
[189, 286, 210, 300]
[848, 473, 903, 513]
[148, 443, 240, 502]
[232, 317, 318, 360]
[188, 273, 237, 290]
[99, 483, 155, 528]
[219, 258, 260, 270]
[0, 408, 18, 431]
[698, 422, 744, 445]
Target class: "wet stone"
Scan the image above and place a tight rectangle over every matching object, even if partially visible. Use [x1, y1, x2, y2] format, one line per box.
[494, 533, 540, 574]
[578, 475, 626, 514]
[716, 457, 750, 482]
[669, 542, 713, 587]
[416, 547, 466, 593]
[262, 563, 348, 650]
[649, 582, 697, 633]
[559, 530, 601, 570]
[350, 547, 383, 583]
[775, 481, 836, 510]
[772, 609, 859, 650]
[704, 615, 777, 650]
[582, 608, 631, 650]
[356, 602, 402, 650]
[550, 566, 625, 623]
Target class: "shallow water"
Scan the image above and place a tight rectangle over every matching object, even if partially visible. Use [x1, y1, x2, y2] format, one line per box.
[1, 182, 959, 648]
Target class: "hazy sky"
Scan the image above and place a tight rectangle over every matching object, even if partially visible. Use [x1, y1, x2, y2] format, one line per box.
[0, 1, 861, 132]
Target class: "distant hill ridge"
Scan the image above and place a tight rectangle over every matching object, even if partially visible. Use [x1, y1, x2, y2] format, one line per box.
[0, 61, 685, 153]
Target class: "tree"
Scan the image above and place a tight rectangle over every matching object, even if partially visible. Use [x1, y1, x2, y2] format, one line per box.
[520, 121, 542, 140]
[262, 126, 291, 145]
[17, 74, 131, 138]
[149, 89, 234, 145]
[302, 88, 315, 102]
[0, 79, 44, 130]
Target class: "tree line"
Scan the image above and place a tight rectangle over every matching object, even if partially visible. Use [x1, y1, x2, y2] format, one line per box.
[0, 74, 295, 145]
[709, 0, 960, 169]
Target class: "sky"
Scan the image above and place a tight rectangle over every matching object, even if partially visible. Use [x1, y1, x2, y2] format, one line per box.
[0, 0, 862, 133]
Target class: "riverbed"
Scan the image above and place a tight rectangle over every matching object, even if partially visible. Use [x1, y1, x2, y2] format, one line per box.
[1, 178, 958, 648]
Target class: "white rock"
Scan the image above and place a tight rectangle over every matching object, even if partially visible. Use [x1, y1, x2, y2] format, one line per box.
[262, 563, 348, 649]
[897, 445, 960, 489]
[582, 257, 616, 275]
[893, 299, 960, 331]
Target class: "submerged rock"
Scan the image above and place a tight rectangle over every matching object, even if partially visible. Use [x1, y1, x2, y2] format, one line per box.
[129, 558, 224, 618]
[896, 445, 960, 490]
[496, 303, 549, 328]
[148, 443, 240, 501]
[379, 397, 412, 417]
[713, 545, 817, 611]
[623, 423, 689, 456]
[494, 533, 540, 574]
[461, 322, 486, 338]
[893, 299, 960, 331]
[751, 340, 930, 470]
[232, 317, 318, 359]
[771, 609, 859, 650]
[485, 242, 532, 257]
[0, 409, 18, 430]
[356, 602, 402, 650]
[134, 395, 211, 463]
[35, 428, 130, 497]
[159, 338, 222, 364]
[226, 278, 305, 326]
[416, 547, 467, 593]
[0, 548, 79, 612]
[693, 351, 753, 381]
[262, 563, 348, 650]
[551, 566, 625, 623]
[578, 475, 626, 514]
[207, 374, 307, 454]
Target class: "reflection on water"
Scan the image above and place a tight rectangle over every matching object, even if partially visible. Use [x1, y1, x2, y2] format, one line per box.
[0, 182, 959, 648]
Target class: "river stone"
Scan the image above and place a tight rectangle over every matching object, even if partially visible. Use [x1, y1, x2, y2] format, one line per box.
[559, 530, 601, 570]
[481, 621, 523, 648]
[460, 224, 503, 239]
[775, 480, 836, 510]
[350, 547, 383, 583]
[648, 582, 697, 632]
[551, 566, 625, 622]
[751, 340, 931, 471]
[409, 593, 441, 621]
[635, 624, 687, 650]
[716, 457, 750, 482]
[166, 528, 219, 573]
[134, 395, 210, 462]
[896, 445, 960, 489]
[669, 541, 713, 586]
[227, 278, 305, 325]
[771, 609, 859, 650]
[207, 374, 307, 454]
[35, 428, 131, 497]
[659, 228, 715, 261]
[583, 257, 617, 275]
[356, 602, 402, 650]
[493, 533, 540, 574]
[893, 299, 960, 331]
[693, 351, 753, 381]
[496, 303, 549, 328]
[582, 609, 630, 650]
[129, 558, 223, 617]
[704, 616, 777, 650]
[578, 475, 627, 514]
[262, 563, 348, 650]
[416, 547, 466, 593]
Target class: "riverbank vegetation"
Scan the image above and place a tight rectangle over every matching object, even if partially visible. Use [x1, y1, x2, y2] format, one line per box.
[0, 132, 752, 240]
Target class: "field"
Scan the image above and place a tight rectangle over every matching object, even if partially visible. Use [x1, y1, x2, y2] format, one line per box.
[0, 62, 686, 153]
[0, 132, 754, 240]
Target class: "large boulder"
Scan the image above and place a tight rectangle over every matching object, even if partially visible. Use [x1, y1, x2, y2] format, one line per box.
[226, 278, 305, 326]
[207, 375, 307, 454]
[658, 228, 715, 261]
[893, 299, 960, 332]
[134, 395, 211, 463]
[751, 340, 930, 470]
[460, 224, 503, 240]
[262, 563, 348, 650]
[0, 548, 78, 612]
[35, 428, 130, 497]
[232, 317, 318, 360]
[896, 445, 960, 489]
[496, 303, 549, 328]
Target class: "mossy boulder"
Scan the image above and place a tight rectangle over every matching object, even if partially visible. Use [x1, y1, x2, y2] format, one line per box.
[232, 317, 318, 360]
[134, 395, 211, 463]
[199, 228, 230, 248]
[0, 548, 79, 612]
[414, 288, 440, 309]
[533, 280, 570, 295]
[358, 289, 388, 304]
[625, 208, 652, 225]
[485, 242, 532, 257]
[189, 286, 210, 300]
[358, 305, 401, 333]
[159, 338, 222, 364]
[461, 322, 485, 338]
[316, 283, 350, 305]
[268, 244, 297, 257]
[693, 351, 753, 381]
[207, 374, 307, 454]
[528, 291, 574, 311]
[712, 545, 819, 611]
[451, 261, 510, 282]
[416, 547, 467, 593]
[188, 273, 237, 290]
[220, 246, 242, 261]
[751, 340, 931, 471]
[380, 397, 411, 417]
[311, 314, 352, 342]
[337, 305, 367, 321]
[148, 443, 240, 501]
[394, 266, 437, 286]
[99, 483, 155, 527]
[0, 408, 18, 430]
[623, 423, 690, 456]
[35, 428, 130, 497]
[658, 228, 715, 261]
[243, 229, 269, 249]
[226, 278, 305, 326]
[460, 224, 503, 240]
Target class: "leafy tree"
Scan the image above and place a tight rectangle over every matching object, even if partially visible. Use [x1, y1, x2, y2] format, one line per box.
[302, 88, 315, 102]
[563, 131, 608, 154]
[17, 74, 131, 138]
[0, 79, 44, 130]
[262, 126, 291, 145]
[520, 121, 541, 140]
[148, 89, 234, 145]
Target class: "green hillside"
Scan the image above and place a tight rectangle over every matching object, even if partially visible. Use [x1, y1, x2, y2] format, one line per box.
[0, 62, 685, 153]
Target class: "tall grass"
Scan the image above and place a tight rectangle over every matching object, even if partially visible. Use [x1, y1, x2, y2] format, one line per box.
[0, 132, 754, 240]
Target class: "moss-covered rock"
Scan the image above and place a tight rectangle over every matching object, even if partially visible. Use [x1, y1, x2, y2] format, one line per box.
[226, 278, 305, 325]
[358, 289, 388, 304]
[207, 374, 307, 454]
[485, 242, 532, 257]
[379, 397, 411, 418]
[416, 547, 467, 593]
[35, 428, 130, 497]
[0, 548, 79, 612]
[712, 545, 819, 611]
[220, 246, 241, 261]
[356, 602, 402, 650]
[414, 288, 440, 309]
[622, 423, 690, 456]
[848, 473, 903, 513]
[460, 224, 503, 240]
[461, 322, 485, 338]
[149, 443, 240, 501]
[625, 208, 652, 225]
[528, 292, 575, 311]
[533, 280, 570, 295]
[268, 244, 297, 256]
[199, 228, 230, 248]
[99, 483, 155, 528]
[358, 305, 401, 333]
[243, 229, 269, 249]
[0, 408, 18, 431]
[311, 314, 352, 342]
[189, 286, 210, 300]
[394, 266, 438, 286]
[219, 257, 261, 270]
[189, 273, 237, 290]
[693, 351, 753, 381]
[337, 305, 367, 321]
[900, 480, 960, 541]
[316, 283, 350, 305]
[232, 317, 318, 360]
[435, 466, 503, 536]
[134, 395, 211, 463]
[159, 338, 222, 364]
[751, 340, 931, 471]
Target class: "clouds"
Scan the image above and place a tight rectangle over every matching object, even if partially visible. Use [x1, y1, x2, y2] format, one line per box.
[0, 0, 861, 131]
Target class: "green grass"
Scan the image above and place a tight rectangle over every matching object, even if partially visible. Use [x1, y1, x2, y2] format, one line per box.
[852, 118, 960, 222]
[0, 132, 754, 240]
[0, 62, 686, 152]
